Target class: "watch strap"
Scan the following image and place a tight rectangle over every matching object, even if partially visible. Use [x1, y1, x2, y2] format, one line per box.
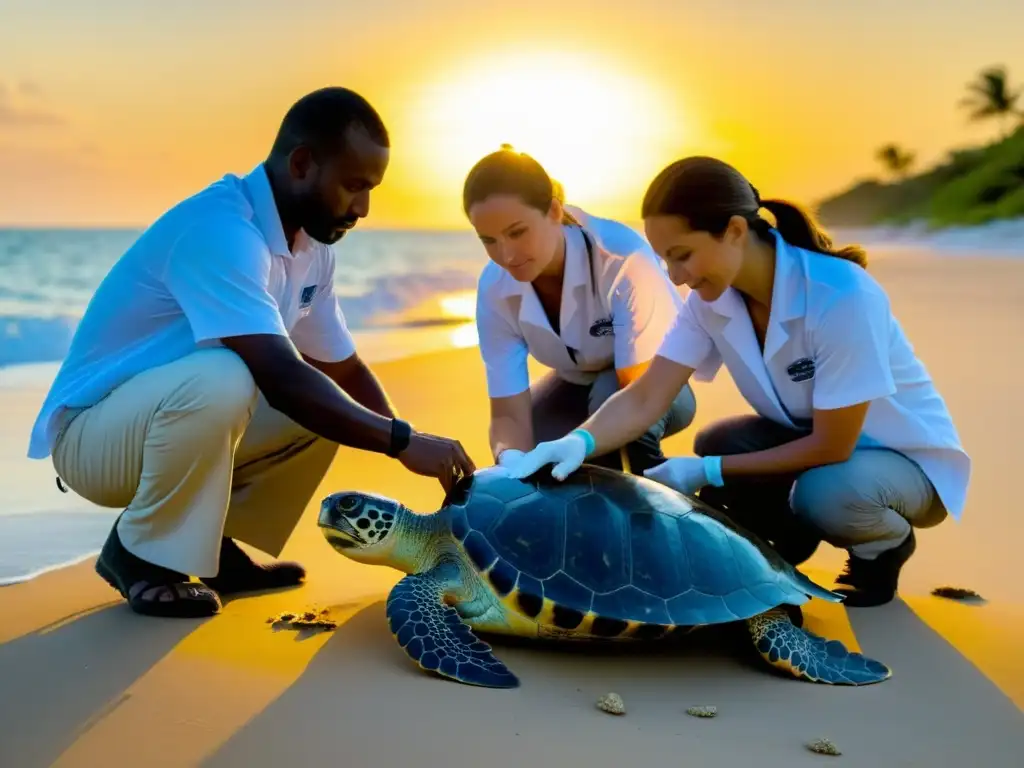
[387, 418, 413, 458]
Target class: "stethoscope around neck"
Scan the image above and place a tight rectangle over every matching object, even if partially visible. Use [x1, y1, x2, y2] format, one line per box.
[562, 224, 598, 365]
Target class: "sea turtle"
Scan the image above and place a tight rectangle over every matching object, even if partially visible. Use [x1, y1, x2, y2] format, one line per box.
[318, 464, 891, 689]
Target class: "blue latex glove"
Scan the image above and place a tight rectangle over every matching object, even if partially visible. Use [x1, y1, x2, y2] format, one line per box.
[642, 456, 724, 495]
[506, 430, 594, 481]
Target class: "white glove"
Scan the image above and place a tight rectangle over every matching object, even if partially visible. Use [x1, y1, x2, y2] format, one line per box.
[494, 448, 528, 475]
[642, 455, 724, 495]
[506, 429, 594, 481]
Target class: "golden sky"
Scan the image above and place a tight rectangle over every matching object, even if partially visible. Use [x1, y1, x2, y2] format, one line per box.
[2, 0, 1023, 228]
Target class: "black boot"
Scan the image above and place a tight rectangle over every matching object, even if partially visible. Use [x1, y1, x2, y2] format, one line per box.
[201, 537, 306, 595]
[834, 529, 916, 608]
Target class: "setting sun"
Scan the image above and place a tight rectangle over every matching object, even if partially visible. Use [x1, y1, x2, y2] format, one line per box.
[405, 48, 688, 214]
[438, 291, 479, 321]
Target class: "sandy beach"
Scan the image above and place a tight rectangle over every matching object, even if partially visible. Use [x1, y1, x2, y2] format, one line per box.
[1, 250, 1022, 768]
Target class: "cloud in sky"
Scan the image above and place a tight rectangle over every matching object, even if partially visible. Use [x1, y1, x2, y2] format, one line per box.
[0, 80, 65, 127]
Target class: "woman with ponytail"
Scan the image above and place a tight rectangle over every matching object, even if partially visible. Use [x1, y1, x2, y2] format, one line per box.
[464, 145, 698, 477]
[508, 156, 970, 609]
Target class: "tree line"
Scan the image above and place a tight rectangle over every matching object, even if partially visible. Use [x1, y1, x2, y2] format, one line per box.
[875, 64, 1022, 179]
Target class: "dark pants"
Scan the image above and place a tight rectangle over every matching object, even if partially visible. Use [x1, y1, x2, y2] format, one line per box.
[530, 368, 698, 475]
[692, 415, 947, 565]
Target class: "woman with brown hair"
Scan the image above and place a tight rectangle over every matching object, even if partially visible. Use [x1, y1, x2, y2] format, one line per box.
[507, 155, 970, 608]
[465, 146, 700, 477]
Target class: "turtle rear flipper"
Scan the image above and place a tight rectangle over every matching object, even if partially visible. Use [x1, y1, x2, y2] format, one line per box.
[745, 609, 892, 686]
[386, 564, 520, 688]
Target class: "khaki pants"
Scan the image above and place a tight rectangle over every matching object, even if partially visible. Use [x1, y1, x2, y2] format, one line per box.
[51, 348, 337, 577]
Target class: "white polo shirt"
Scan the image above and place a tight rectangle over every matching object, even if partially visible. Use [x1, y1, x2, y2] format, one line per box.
[656, 229, 971, 521]
[475, 205, 705, 399]
[27, 163, 357, 460]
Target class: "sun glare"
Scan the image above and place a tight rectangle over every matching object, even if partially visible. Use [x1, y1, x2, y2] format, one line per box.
[409, 50, 686, 210]
[439, 290, 478, 321]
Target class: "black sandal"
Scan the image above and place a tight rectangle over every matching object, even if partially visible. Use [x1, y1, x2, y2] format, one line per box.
[201, 537, 305, 596]
[94, 517, 222, 618]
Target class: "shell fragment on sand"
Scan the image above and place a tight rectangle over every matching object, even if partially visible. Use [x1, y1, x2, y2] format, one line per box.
[806, 738, 842, 756]
[686, 705, 718, 718]
[266, 606, 338, 630]
[596, 692, 625, 715]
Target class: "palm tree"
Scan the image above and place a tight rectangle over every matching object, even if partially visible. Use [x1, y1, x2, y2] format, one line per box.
[959, 65, 1023, 137]
[875, 143, 916, 180]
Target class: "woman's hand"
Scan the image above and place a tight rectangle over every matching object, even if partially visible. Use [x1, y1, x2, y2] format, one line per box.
[642, 456, 723, 495]
[508, 356, 696, 482]
[505, 430, 593, 481]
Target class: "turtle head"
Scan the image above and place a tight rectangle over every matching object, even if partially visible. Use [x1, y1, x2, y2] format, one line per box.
[318, 491, 407, 566]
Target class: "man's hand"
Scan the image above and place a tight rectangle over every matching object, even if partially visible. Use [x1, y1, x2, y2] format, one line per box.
[398, 432, 476, 494]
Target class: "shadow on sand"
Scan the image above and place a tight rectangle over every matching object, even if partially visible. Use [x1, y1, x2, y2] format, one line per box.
[202, 597, 1024, 768]
[0, 601, 210, 768]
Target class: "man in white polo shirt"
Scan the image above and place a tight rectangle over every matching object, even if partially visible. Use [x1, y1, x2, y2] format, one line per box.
[27, 87, 476, 619]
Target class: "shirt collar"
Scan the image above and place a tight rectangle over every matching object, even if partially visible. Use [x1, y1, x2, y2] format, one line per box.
[243, 163, 296, 258]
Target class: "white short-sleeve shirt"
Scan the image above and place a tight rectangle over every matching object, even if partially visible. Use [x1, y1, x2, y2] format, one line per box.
[26, 164, 356, 459]
[475, 205, 691, 399]
[656, 229, 971, 521]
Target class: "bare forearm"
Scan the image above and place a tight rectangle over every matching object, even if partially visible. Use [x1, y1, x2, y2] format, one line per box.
[328, 357, 397, 419]
[720, 433, 849, 478]
[490, 415, 533, 460]
[580, 386, 661, 454]
[488, 390, 534, 461]
[261, 358, 394, 453]
[581, 356, 695, 455]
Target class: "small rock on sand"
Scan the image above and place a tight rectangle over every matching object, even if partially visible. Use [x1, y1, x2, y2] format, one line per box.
[596, 692, 625, 715]
[686, 705, 717, 718]
[806, 737, 841, 756]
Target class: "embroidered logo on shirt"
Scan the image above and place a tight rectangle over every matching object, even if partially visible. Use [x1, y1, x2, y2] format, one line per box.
[786, 357, 815, 382]
[589, 317, 614, 337]
[299, 284, 317, 308]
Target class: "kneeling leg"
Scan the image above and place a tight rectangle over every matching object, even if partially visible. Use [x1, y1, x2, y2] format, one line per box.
[791, 449, 947, 607]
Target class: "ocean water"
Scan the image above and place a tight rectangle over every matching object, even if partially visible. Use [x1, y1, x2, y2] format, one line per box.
[2, 218, 1023, 585]
[0, 226, 493, 585]
[0, 227, 496, 370]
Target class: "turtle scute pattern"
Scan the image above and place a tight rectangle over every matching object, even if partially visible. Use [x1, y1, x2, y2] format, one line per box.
[447, 467, 814, 636]
[386, 564, 519, 688]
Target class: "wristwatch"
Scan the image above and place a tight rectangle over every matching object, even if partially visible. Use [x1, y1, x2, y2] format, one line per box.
[387, 418, 413, 458]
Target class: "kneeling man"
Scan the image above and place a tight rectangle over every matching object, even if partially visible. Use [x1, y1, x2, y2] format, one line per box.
[27, 87, 475, 618]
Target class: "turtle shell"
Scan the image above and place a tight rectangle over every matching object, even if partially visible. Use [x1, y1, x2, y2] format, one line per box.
[443, 465, 826, 638]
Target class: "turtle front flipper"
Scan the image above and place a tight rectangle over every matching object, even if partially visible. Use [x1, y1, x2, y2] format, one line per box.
[745, 609, 892, 686]
[386, 563, 519, 689]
